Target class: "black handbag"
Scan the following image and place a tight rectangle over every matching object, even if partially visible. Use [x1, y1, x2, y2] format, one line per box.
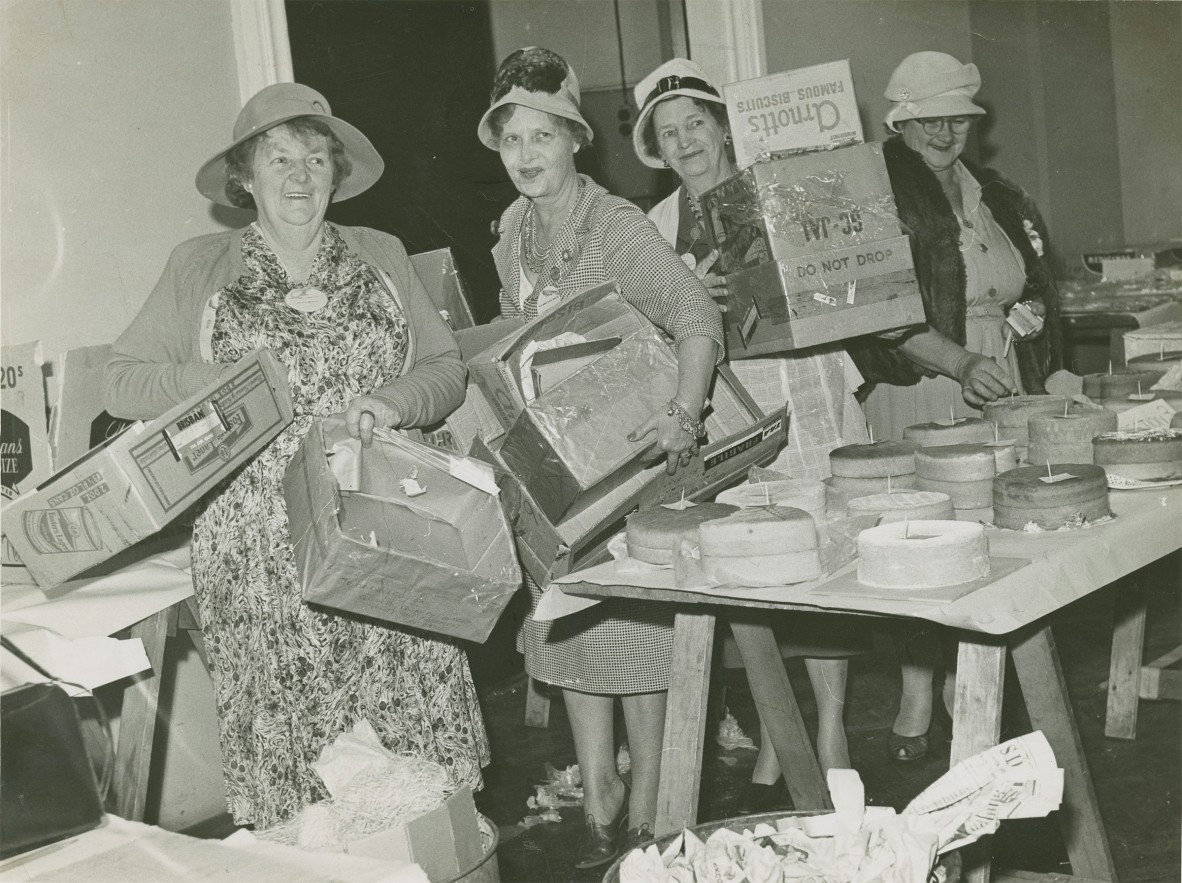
[0, 636, 113, 859]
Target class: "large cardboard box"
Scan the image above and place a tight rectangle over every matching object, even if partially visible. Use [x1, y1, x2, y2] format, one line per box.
[499, 324, 681, 522]
[284, 416, 521, 643]
[1, 341, 54, 573]
[703, 143, 901, 274]
[3, 350, 293, 587]
[474, 368, 787, 587]
[468, 281, 651, 433]
[50, 344, 135, 469]
[410, 247, 477, 330]
[724, 239, 925, 356]
[723, 59, 863, 169]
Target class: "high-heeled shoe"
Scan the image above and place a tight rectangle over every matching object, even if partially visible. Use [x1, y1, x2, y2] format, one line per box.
[574, 786, 629, 870]
[887, 729, 930, 762]
[620, 822, 655, 854]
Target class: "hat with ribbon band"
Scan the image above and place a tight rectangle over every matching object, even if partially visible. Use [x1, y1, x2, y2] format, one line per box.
[632, 58, 724, 169]
[883, 52, 986, 133]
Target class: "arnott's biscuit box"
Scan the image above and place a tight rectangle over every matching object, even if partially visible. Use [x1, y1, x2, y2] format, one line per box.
[724, 59, 863, 169]
[4, 349, 293, 587]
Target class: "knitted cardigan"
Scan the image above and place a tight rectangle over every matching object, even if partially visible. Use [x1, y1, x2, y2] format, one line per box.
[849, 137, 1062, 393]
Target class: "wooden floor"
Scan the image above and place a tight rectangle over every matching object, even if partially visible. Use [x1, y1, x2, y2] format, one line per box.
[468, 554, 1180, 882]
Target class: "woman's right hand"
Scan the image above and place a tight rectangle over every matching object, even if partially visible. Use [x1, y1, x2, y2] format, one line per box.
[955, 352, 1018, 406]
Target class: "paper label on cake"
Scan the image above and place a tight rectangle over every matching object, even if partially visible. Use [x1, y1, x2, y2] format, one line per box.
[1117, 399, 1177, 431]
[662, 498, 696, 511]
[1038, 472, 1077, 484]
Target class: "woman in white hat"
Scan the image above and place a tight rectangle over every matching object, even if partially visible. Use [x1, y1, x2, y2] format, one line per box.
[105, 83, 488, 827]
[633, 58, 871, 813]
[478, 47, 724, 868]
[851, 52, 1062, 761]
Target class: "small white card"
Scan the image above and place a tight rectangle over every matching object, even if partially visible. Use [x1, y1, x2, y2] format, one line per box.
[1117, 398, 1177, 431]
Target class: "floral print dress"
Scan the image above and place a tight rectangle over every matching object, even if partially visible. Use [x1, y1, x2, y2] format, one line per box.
[191, 224, 488, 829]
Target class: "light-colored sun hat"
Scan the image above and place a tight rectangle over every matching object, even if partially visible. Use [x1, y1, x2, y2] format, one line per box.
[883, 51, 986, 133]
[477, 47, 593, 150]
[631, 58, 725, 169]
[195, 82, 384, 206]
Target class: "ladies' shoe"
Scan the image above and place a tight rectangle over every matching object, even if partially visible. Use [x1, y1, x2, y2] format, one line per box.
[620, 822, 655, 854]
[573, 788, 629, 870]
[736, 776, 789, 814]
[887, 729, 930, 762]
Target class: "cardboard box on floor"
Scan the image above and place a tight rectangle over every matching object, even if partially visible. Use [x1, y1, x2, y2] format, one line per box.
[1, 341, 54, 574]
[3, 349, 293, 587]
[284, 416, 521, 643]
[409, 247, 477, 331]
[724, 59, 863, 169]
[473, 368, 787, 587]
[347, 785, 485, 879]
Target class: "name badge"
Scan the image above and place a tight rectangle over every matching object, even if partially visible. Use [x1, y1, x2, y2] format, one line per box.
[285, 287, 328, 313]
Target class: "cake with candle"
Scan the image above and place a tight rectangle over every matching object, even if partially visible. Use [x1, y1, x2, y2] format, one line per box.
[718, 478, 826, 526]
[914, 444, 998, 510]
[992, 464, 1110, 530]
[625, 502, 738, 564]
[1092, 428, 1182, 481]
[983, 395, 1071, 457]
[1027, 406, 1119, 466]
[857, 520, 989, 589]
[1127, 350, 1182, 375]
[903, 416, 994, 447]
[1082, 369, 1164, 401]
[827, 440, 919, 500]
[699, 505, 821, 586]
[847, 491, 955, 523]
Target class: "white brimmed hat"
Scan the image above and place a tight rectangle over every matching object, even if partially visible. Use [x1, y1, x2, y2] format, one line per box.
[477, 47, 593, 150]
[632, 58, 724, 169]
[195, 83, 383, 206]
[883, 52, 986, 133]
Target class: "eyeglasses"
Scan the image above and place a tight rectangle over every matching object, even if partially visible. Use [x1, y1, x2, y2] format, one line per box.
[914, 116, 974, 135]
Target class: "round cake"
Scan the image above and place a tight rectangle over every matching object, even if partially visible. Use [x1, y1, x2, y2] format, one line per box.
[625, 502, 738, 564]
[857, 520, 990, 589]
[827, 472, 918, 497]
[992, 464, 1111, 530]
[1093, 428, 1182, 481]
[704, 549, 822, 587]
[983, 395, 1072, 454]
[955, 506, 994, 524]
[829, 440, 918, 479]
[1128, 350, 1182, 375]
[914, 444, 998, 509]
[903, 417, 995, 447]
[1082, 369, 1164, 400]
[1027, 408, 1118, 466]
[847, 491, 955, 523]
[699, 505, 818, 557]
[718, 478, 826, 524]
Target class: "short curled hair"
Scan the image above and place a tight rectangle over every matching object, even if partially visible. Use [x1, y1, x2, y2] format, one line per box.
[485, 104, 590, 150]
[224, 118, 353, 210]
[641, 98, 729, 163]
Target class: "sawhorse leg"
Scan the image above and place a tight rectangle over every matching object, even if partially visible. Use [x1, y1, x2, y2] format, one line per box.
[1105, 577, 1147, 740]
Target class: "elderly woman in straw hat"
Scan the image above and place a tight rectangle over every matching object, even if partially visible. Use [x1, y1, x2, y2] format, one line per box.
[850, 52, 1061, 761]
[105, 83, 487, 828]
[478, 47, 723, 867]
[633, 58, 870, 813]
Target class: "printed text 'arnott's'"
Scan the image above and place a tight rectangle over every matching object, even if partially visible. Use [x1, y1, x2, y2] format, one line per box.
[734, 80, 847, 137]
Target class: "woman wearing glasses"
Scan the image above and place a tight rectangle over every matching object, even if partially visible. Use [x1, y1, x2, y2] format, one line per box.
[851, 52, 1062, 761]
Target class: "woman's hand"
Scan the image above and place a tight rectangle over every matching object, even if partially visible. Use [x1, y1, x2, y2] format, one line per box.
[629, 408, 699, 476]
[695, 250, 729, 309]
[955, 352, 1018, 407]
[343, 396, 405, 446]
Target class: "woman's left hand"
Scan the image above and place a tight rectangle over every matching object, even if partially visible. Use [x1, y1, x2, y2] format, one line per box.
[629, 409, 699, 475]
[343, 396, 405, 446]
[695, 250, 729, 307]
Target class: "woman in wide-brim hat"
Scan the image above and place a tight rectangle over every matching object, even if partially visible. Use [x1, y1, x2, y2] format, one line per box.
[634, 57, 872, 813]
[479, 47, 724, 869]
[850, 51, 1061, 762]
[106, 82, 488, 828]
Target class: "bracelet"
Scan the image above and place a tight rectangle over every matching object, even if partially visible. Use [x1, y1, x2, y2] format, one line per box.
[666, 399, 705, 439]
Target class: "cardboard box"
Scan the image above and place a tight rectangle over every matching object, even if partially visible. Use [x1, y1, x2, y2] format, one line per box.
[703, 143, 901, 274]
[1, 341, 55, 574]
[499, 326, 681, 523]
[723, 59, 864, 168]
[724, 239, 926, 356]
[468, 281, 652, 432]
[473, 368, 787, 587]
[284, 416, 521, 643]
[346, 785, 486, 879]
[410, 247, 477, 330]
[3, 350, 293, 587]
[50, 344, 135, 469]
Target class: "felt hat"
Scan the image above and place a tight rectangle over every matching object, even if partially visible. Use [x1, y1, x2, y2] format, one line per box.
[632, 58, 725, 169]
[883, 51, 986, 133]
[195, 82, 384, 206]
[477, 47, 593, 150]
